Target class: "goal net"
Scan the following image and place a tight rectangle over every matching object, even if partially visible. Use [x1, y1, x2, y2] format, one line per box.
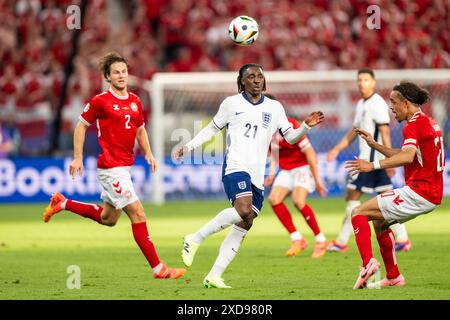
[144, 69, 450, 204]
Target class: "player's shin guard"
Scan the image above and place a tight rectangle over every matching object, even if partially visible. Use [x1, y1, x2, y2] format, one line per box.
[193, 208, 243, 244]
[208, 225, 247, 277]
[271, 203, 296, 234]
[337, 200, 360, 244]
[352, 215, 373, 266]
[376, 229, 400, 279]
[298, 203, 321, 236]
[66, 200, 103, 224]
[132, 222, 161, 269]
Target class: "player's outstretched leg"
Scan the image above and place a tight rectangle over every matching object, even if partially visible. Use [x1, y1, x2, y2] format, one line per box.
[367, 226, 405, 289]
[203, 225, 248, 289]
[43, 192, 103, 224]
[271, 202, 308, 256]
[126, 202, 186, 280]
[181, 207, 242, 267]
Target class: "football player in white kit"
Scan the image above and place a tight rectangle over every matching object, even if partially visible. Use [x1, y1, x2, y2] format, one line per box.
[173, 64, 324, 288]
[327, 68, 411, 253]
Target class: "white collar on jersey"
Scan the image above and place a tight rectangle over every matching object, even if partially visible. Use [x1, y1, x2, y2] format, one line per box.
[109, 87, 129, 100]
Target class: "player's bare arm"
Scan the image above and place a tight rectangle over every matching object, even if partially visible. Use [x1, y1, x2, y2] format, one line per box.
[327, 126, 358, 161]
[136, 126, 157, 173]
[354, 128, 402, 158]
[304, 147, 327, 197]
[69, 121, 88, 179]
[345, 147, 416, 175]
[378, 124, 396, 177]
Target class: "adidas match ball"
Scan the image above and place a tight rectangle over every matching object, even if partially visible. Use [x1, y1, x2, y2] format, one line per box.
[228, 16, 259, 46]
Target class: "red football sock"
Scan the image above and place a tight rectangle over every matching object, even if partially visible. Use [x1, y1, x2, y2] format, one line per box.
[66, 199, 103, 224]
[377, 229, 400, 279]
[298, 203, 321, 236]
[271, 203, 297, 234]
[132, 222, 160, 268]
[352, 215, 373, 266]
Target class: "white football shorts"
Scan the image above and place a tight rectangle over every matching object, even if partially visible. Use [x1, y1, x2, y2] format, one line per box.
[272, 165, 315, 193]
[377, 186, 437, 224]
[98, 166, 139, 209]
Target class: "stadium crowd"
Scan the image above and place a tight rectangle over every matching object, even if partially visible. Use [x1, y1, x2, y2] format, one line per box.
[0, 0, 449, 155]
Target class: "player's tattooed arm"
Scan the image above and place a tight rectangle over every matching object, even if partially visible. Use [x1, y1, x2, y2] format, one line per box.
[354, 128, 401, 158]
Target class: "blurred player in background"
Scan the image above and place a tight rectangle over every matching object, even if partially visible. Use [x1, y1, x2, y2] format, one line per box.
[173, 64, 324, 288]
[346, 81, 444, 289]
[43, 52, 186, 280]
[264, 96, 328, 258]
[327, 68, 411, 253]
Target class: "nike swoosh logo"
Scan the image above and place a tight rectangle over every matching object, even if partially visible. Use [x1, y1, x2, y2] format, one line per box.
[235, 112, 245, 115]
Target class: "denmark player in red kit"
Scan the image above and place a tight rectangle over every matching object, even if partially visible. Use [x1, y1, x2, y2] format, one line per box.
[266, 116, 328, 258]
[43, 53, 186, 280]
[346, 82, 444, 289]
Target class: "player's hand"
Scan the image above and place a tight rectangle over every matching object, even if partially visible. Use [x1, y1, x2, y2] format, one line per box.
[345, 157, 374, 176]
[304, 111, 324, 128]
[264, 175, 275, 186]
[145, 153, 158, 173]
[354, 128, 376, 147]
[172, 145, 188, 162]
[386, 167, 395, 178]
[316, 181, 328, 197]
[69, 158, 83, 179]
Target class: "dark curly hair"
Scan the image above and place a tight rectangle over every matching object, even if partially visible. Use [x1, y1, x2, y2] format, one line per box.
[393, 81, 430, 105]
[99, 52, 128, 80]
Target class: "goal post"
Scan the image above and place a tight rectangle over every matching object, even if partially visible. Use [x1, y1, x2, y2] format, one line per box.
[147, 69, 450, 204]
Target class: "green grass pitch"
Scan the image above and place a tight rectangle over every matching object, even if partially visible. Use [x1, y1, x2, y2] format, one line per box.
[1, 197, 449, 300]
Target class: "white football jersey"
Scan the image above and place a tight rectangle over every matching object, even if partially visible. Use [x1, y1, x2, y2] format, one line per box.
[213, 93, 292, 190]
[353, 93, 391, 161]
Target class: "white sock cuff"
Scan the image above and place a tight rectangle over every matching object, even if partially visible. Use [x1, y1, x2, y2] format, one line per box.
[347, 200, 361, 208]
[229, 208, 244, 224]
[232, 225, 247, 235]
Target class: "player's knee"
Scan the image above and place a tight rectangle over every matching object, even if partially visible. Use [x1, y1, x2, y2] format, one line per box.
[268, 194, 282, 206]
[239, 212, 257, 230]
[102, 218, 117, 227]
[235, 202, 253, 218]
[293, 199, 306, 210]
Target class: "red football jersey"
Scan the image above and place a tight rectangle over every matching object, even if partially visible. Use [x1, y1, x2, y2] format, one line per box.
[402, 111, 445, 205]
[272, 117, 311, 170]
[79, 88, 145, 169]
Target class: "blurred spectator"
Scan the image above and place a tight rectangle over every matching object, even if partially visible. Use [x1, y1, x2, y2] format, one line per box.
[0, 120, 13, 158]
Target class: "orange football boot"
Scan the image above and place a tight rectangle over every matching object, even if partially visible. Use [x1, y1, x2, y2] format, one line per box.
[43, 192, 66, 223]
[286, 238, 308, 257]
[312, 241, 328, 258]
[154, 262, 186, 279]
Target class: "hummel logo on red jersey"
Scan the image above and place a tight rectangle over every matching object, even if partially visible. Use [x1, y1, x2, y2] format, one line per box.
[393, 195, 403, 206]
[113, 104, 120, 110]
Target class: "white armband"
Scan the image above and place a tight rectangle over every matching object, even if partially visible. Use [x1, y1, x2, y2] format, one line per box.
[372, 160, 381, 170]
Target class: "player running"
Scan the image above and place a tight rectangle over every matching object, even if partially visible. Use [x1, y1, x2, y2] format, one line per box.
[43, 52, 186, 280]
[327, 68, 411, 253]
[345, 81, 444, 289]
[173, 64, 324, 288]
[265, 115, 328, 258]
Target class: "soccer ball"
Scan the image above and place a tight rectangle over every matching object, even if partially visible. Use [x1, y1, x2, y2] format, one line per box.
[228, 16, 259, 46]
